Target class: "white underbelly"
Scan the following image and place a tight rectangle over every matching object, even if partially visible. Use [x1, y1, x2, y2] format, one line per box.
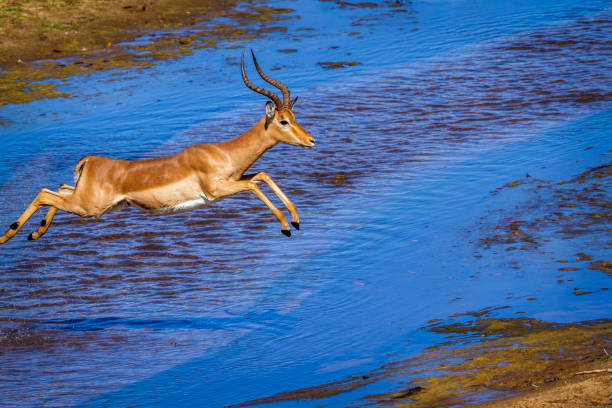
[146, 193, 217, 215]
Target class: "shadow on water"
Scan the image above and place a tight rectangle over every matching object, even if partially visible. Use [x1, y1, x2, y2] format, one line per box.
[38, 311, 297, 333]
[0, 0, 611, 406]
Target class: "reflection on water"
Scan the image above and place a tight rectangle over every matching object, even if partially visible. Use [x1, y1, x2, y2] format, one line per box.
[1, 0, 611, 406]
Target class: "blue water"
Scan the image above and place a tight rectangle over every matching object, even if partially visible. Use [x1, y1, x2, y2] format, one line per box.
[1, 0, 611, 406]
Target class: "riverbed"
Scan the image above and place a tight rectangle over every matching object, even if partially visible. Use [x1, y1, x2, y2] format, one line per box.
[0, 0, 610, 407]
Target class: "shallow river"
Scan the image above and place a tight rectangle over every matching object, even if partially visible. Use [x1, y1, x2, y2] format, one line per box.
[0, 0, 611, 407]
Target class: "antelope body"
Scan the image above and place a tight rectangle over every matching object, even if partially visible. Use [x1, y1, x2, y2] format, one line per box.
[0, 51, 315, 244]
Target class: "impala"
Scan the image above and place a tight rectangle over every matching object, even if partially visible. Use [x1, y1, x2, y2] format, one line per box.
[0, 50, 315, 244]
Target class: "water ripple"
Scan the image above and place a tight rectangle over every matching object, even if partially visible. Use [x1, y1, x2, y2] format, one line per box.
[0, 2, 611, 407]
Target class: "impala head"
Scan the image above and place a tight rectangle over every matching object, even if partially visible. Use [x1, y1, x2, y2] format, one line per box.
[241, 50, 315, 148]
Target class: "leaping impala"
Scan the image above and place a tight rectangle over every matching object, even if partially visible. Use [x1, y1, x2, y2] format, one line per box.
[0, 50, 315, 244]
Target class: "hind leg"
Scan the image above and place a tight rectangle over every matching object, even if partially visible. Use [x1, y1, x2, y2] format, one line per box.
[0, 187, 85, 244]
[28, 185, 75, 241]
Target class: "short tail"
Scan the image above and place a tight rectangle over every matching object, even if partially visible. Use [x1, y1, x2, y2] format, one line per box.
[73, 156, 89, 186]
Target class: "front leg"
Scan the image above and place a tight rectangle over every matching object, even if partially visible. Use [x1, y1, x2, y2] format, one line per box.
[215, 179, 292, 237]
[242, 172, 300, 230]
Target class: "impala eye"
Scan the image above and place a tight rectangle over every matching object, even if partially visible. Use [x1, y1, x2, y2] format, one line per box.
[280, 120, 289, 126]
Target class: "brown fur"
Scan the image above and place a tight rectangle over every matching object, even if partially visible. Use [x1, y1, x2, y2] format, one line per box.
[1, 106, 314, 243]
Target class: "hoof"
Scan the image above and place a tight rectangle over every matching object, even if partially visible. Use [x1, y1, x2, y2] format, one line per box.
[27, 233, 34, 241]
[291, 221, 300, 230]
[10, 222, 19, 230]
[281, 229, 291, 237]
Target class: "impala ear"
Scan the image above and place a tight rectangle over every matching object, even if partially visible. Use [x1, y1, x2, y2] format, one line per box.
[290, 96, 298, 109]
[265, 101, 275, 129]
[265, 101, 275, 118]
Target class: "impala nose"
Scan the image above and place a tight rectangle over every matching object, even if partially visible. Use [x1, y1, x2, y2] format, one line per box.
[308, 138, 315, 146]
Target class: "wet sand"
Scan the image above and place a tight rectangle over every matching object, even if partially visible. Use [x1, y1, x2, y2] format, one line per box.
[472, 373, 611, 408]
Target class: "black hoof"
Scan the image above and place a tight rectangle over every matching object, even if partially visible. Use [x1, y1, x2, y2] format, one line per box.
[27, 233, 34, 241]
[10, 222, 19, 230]
[291, 221, 300, 230]
[281, 229, 291, 237]
[40, 219, 47, 227]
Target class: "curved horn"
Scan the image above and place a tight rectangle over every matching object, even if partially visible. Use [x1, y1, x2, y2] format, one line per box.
[250, 49, 291, 109]
[241, 51, 283, 109]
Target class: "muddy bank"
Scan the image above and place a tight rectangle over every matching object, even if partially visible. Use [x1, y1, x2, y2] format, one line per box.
[0, 0, 297, 105]
[0, 0, 237, 66]
[230, 312, 611, 407]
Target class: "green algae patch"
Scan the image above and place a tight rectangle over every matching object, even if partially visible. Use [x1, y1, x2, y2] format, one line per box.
[230, 313, 612, 408]
[0, 55, 154, 105]
[414, 316, 608, 400]
[397, 317, 612, 407]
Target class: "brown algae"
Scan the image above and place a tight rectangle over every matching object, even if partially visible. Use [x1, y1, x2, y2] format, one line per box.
[480, 163, 611, 273]
[316, 61, 362, 69]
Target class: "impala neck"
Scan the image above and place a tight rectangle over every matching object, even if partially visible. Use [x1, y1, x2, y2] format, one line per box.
[220, 116, 278, 179]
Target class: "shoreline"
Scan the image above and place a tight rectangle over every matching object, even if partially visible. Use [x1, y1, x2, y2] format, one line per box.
[0, 0, 239, 67]
[230, 314, 612, 408]
[0, 0, 295, 105]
